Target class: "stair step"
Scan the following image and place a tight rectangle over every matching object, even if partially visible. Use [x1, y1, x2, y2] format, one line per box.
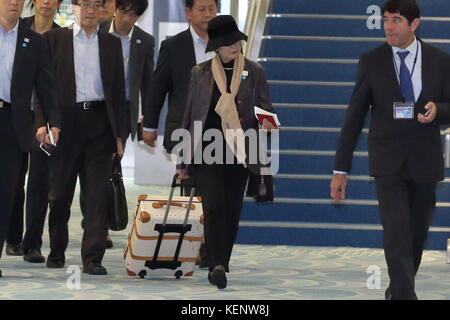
[277, 151, 366, 175]
[236, 223, 448, 249]
[269, 81, 354, 104]
[261, 59, 358, 82]
[275, 104, 371, 128]
[278, 127, 448, 150]
[262, 37, 450, 59]
[279, 128, 368, 150]
[273, 175, 450, 199]
[242, 198, 450, 226]
[267, 15, 450, 39]
[271, 0, 450, 17]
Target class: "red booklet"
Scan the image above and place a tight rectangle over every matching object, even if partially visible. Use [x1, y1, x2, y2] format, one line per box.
[254, 106, 280, 128]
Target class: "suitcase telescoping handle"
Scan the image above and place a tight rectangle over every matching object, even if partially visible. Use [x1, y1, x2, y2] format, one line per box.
[162, 174, 196, 227]
[171, 173, 195, 189]
[145, 174, 197, 272]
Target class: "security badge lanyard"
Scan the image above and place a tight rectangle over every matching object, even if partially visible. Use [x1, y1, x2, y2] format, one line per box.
[392, 42, 419, 120]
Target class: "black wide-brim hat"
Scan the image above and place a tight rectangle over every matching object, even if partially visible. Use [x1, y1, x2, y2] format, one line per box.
[205, 15, 248, 52]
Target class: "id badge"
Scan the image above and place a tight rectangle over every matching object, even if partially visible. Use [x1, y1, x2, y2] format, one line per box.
[393, 102, 414, 120]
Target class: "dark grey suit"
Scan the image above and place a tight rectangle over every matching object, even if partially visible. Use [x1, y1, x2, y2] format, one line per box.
[334, 40, 450, 299]
[143, 29, 196, 152]
[6, 16, 61, 252]
[44, 26, 127, 266]
[101, 21, 155, 140]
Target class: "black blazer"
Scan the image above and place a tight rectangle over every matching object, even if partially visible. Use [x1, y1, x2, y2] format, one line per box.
[10, 21, 60, 152]
[334, 40, 450, 182]
[43, 26, 128, 148]
[180, 58, 274, 169]
[143, 28, 197, 152]
[22, 15, 60, 133]
[100, 21, 155, 140]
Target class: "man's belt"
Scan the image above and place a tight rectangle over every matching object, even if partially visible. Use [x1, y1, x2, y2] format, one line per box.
[76, 101, 105, 110]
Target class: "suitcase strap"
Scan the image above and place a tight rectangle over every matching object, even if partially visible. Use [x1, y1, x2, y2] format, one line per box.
[145, 223, 193, 270]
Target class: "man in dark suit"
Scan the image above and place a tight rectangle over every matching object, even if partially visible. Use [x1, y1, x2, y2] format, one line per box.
[330, 0, 450, 300]
[101, 0, 154, 142]
[44, 0, 127, 275]
[83, 0, 153, 249]
[5, 0, 62, 263]
[142, 0, 217, 152]
[0, 0, 60, 277]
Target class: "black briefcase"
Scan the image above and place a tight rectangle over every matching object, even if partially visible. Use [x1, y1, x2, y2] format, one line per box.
[108, 157, 128, 231]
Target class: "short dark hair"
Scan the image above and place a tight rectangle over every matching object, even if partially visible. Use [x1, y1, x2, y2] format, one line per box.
[28, 0, 63, 10]
[71, 0, 106, 6]
[382, 0, 420, 24]
[116, 0, 148, 16]
[185, 0, 218, 9]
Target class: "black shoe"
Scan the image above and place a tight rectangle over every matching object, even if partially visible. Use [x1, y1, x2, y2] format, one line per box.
[208, 269, 227, 289]
[83, 263, 107, 275]
[385, 287, 392, 300]
[46, 258, 65, 268]
[106, 237, 113, 249]
[6, 243, 23, 256]
[24, 249, 46, 263]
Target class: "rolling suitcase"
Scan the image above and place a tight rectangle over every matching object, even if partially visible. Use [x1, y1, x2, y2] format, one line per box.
[125, 174, 204, 278]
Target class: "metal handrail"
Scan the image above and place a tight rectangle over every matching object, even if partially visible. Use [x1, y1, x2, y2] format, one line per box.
[243, 0, 271, 61]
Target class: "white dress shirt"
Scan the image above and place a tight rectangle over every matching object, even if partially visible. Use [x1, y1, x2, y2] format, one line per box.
[333, 37, 423, 176]
[73, 22, 105, 103]
[190, 25, 215, 65]
[109, 21, 133, 101]
[0, 21, 19, 103]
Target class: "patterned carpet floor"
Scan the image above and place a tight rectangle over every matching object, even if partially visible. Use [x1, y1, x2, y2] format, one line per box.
[0, 180, 449, 300]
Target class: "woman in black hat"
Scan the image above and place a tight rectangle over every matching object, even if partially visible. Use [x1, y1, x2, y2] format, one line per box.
[178, 15, 276, 289]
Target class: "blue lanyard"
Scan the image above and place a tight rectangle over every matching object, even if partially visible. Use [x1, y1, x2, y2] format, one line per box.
[393, 40, 420, 82]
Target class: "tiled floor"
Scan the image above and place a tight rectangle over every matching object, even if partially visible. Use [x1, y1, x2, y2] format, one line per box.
[0, 180, 449, 300]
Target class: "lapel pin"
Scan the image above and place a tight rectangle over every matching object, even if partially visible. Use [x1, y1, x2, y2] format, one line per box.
[22, 43, 27, 47]
[241, 70, 248, 80]
[24, 38, 30, 43]
[136, 39, 141, 44]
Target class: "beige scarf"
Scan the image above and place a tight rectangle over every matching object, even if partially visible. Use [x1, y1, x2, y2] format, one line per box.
[212, 53, 246, 165]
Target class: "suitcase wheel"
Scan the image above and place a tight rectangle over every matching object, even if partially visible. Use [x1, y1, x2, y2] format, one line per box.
[175, 270, 183, 279]
[138, 270, 147, 279]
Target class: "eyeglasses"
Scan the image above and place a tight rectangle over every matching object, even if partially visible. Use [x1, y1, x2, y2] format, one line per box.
[77, 2, 103, 10]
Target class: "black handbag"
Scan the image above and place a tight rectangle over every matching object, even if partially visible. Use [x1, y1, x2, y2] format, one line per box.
[246, 172, 274, 203]
[108, 157, 128, 231]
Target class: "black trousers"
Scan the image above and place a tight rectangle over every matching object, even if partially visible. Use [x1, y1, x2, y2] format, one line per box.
[48, 104, 115, 266]
[193, 164, 249, 272]
[7, 143, 50, 251]
[0, 109, 28, 258]
[6, 155, 28, 245]
[375, 166, 436, 300]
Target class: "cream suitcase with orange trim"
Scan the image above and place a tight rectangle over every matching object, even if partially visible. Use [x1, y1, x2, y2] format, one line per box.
[124, 177, 204, 279]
